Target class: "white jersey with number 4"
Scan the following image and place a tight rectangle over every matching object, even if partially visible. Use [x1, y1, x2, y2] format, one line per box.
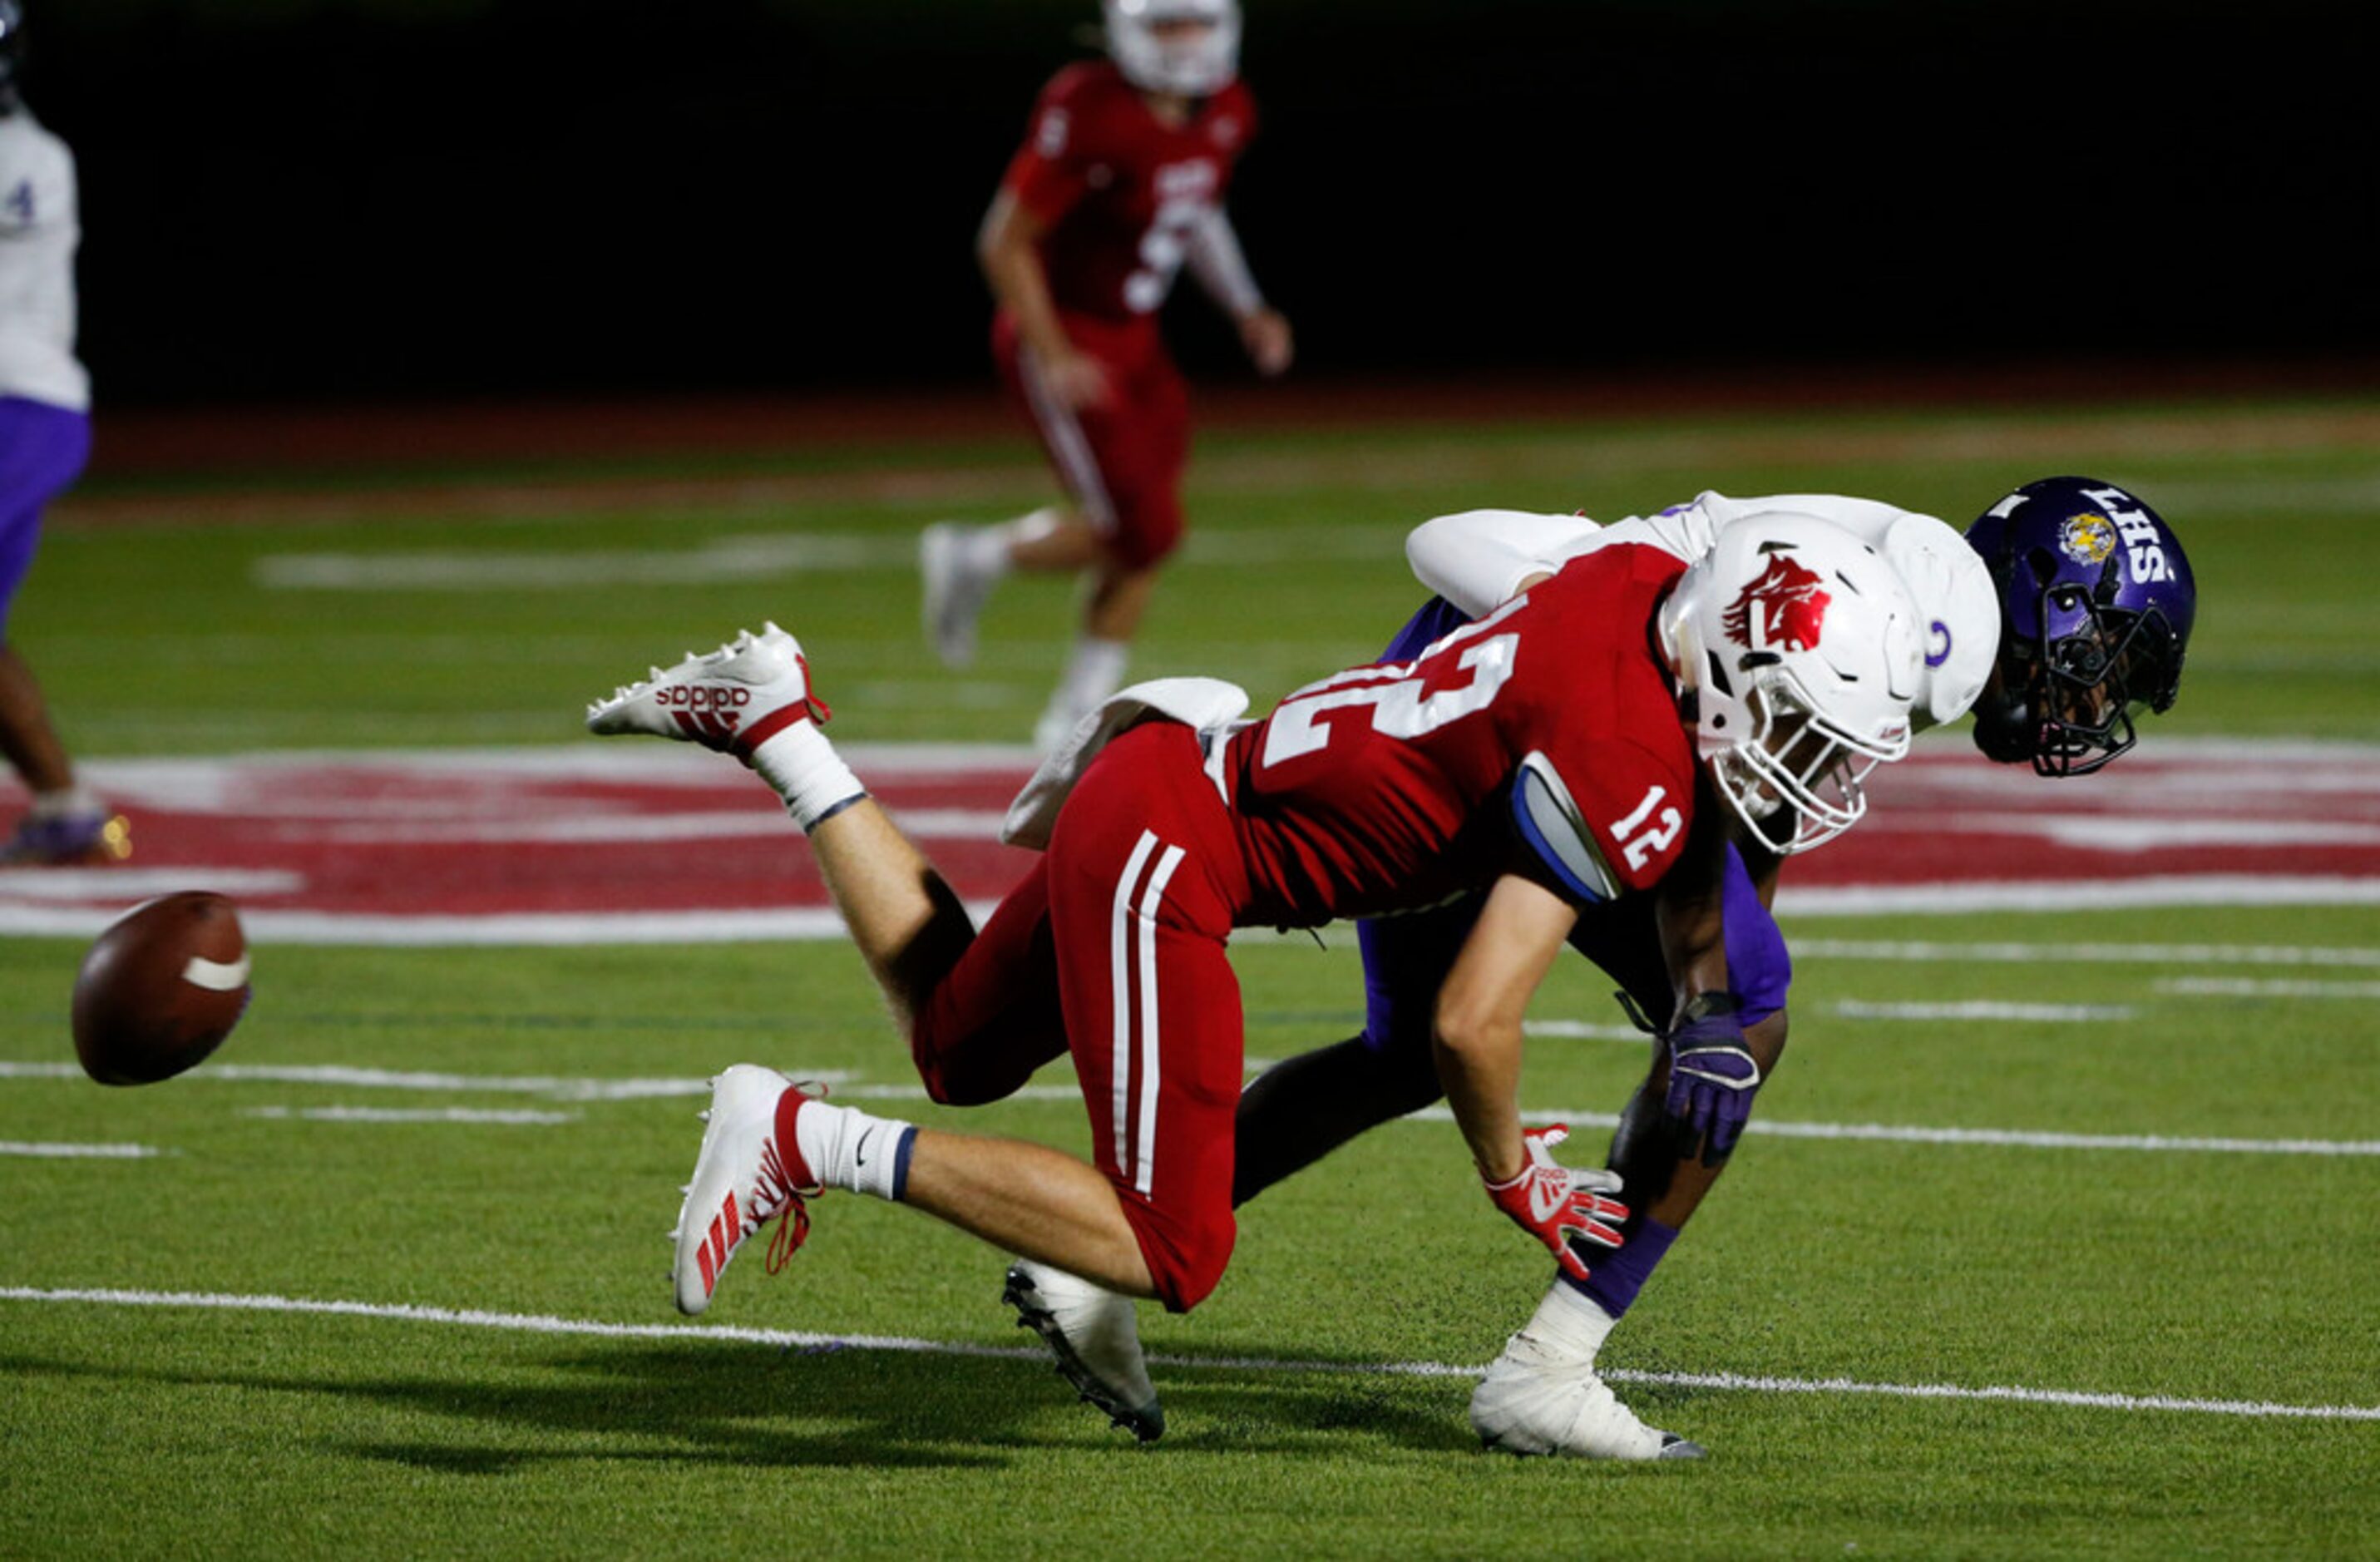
[0, 110, 89, 413]
[1405, 492, 2000, 729]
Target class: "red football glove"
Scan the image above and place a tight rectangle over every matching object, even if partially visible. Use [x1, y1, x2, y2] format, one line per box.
[1481, 1124, 1629, 1282]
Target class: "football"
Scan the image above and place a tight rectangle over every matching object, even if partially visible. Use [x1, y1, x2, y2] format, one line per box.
[70, 892, 253, 1086]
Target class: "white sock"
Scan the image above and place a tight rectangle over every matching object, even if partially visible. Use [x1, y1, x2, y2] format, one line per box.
[1034, 637, 1131, 752]
[1003, 505, 1064, 555]
[29, 786, 103, 820]
[1523, 1280, 1619, 1366]
[967, 507, 1059, 578]
[792, 1097, 918, 1202]
[746, 723, 866, 833]
[1055, 636, 1130, 717]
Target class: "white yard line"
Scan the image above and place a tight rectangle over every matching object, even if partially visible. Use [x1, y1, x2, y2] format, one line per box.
[1795, 939, 2380, 970]
[241, 1105, 580, 1125]
[1775, 877, 2380, 916]
[0, 1142, 165, 1158]
[0, 1061, 847, 1100]
[3, 1060, 2369, 1155]
[1831, 1001, 2136, 1022]
[1408, 1107, 2380, 1157]
[2155, 976, 2380, 999]
[281, 807, 1005, 847]
[1522, 1020, 1651, 1041]
[0, 868, 306, 902]
[1, 1285, 2370, 1423]
[9, 878, 2380, 946]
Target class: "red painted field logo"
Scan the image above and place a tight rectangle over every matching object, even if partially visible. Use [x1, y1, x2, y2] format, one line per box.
[1723, 555, 1831, 653]
[2, 741, 2376, 942]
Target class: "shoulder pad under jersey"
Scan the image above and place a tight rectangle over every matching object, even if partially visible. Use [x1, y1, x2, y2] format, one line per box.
[1509, 750, 1620, 904]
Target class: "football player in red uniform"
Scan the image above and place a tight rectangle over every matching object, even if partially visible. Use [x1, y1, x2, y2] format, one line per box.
[1003, 482, 2199, 1455]
[921, 0, 1293, 752]
[587, 513, 1920, 1444]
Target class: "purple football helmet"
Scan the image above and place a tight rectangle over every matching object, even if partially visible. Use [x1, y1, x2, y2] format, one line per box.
[1963, 477, 2195, 777]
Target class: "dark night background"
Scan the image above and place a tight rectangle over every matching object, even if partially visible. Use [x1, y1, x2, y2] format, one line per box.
[19, 0, 2374, 408]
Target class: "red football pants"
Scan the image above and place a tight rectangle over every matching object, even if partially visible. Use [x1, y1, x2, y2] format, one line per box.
[992, 309, 1191, 571]
[910, 722, 1250, 1311]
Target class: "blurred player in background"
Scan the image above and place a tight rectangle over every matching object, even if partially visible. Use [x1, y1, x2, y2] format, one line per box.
[921, 0, 1292, 752]
[1003, 479, 2197, 1456]
[0, 1, 122, 866]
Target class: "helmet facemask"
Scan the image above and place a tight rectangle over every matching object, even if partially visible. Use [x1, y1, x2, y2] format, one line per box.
[1706, 661, 1908, 854]
[1990, 560, 2187, 779]
[1964, 477, 2195, 777]
[1663, 514, 1923, 858]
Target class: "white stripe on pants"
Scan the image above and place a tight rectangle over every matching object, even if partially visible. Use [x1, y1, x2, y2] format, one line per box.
[1108, 828, 1186, 1194]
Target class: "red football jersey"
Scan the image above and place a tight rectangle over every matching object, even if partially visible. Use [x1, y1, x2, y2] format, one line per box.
[1000, 61, 1257, 323]
[1220, 545, 1698, 927]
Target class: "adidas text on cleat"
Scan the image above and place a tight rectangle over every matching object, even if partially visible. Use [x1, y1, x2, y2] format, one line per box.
[920, 522, 995, 670]
[586, 622, 831, 759]
[0, 809, 131, 866]
[1004, 1258, 1164, 1443]
[672, 1065, 822, 1317]
[1469, 1344, 1705, 1461]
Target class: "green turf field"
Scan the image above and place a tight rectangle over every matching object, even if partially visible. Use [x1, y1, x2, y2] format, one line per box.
[5, 395, 2378, 1558]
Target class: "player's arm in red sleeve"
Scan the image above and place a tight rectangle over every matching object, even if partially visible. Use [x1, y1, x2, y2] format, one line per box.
[978, 86, 1108, 409]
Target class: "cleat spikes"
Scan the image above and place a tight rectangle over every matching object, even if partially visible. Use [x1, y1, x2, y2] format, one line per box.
[583, 620, 819, 755]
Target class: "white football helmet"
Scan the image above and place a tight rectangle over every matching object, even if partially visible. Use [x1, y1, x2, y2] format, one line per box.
[1104, 0, 1241, 96]
[1660, 513, 1923, 854]
[1879, 511, 2002, 730]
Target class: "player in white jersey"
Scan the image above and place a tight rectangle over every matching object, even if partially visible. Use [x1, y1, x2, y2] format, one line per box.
[1405, 492, 2002, 735]
[0, 2, 123, 865]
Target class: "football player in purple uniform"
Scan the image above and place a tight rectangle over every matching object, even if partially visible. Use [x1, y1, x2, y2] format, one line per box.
[1002, 477, 2196, 1456]
[0, 2, 125, 865]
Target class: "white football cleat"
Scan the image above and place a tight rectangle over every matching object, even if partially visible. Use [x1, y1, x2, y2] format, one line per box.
[920, 522, 997, 670]
[672, 1065, 822, 1317]
[1469, 1332, 1705, 1461]
[1003, 1258, 1165, 1442]
[586, 622, 830, 759]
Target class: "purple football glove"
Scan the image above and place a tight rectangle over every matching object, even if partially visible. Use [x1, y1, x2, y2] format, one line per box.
[1663, 996, 1761, 1164]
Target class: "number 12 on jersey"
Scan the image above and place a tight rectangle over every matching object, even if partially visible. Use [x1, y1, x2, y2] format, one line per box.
[1609, 783, 1682, 872]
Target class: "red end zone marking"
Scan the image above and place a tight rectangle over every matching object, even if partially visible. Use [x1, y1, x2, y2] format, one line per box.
[4, 740, 2379, 943]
